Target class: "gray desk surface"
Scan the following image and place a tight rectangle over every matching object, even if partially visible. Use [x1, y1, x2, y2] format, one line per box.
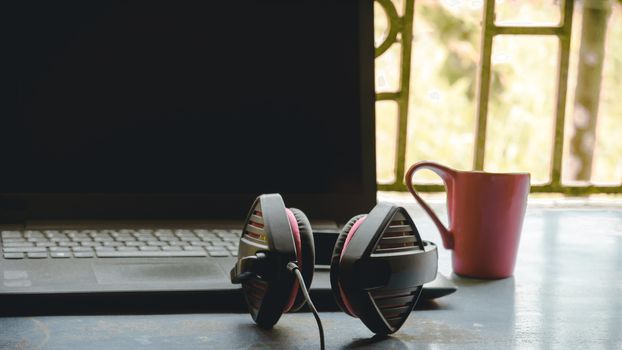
[1, 198, 621, 349]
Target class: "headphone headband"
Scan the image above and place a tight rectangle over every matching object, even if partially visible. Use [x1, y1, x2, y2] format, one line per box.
[356, 241, 437, 290]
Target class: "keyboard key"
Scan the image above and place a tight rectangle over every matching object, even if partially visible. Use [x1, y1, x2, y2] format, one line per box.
[183, 246, 204, 251]
[97, 251, 207, 258]
[71, 238, 93, 244]
[133, 231, 154, 236]
[162, 246, 182, 251]
[146, 241, 167, 246]
[139, 246, 161, 251]
[81, 242, 101, 247]
[74, 252, 94, 258]
[3, 242, 34, 247]
[158, 236, 179, 242]
[179, 236, 200, 242]
[49, 247, 70, 252]
[201, 237, 222, 243]
[67, 233, 91, 239]
[205, 246, 227, 251]
[24, 230, 44, 237]
[2, 238, 26, 243]
[103, 241, 124, 247]
[190, 241, 212, 246]
[91, 232, 112, 237]
[27, 252, 48, 258]
[1, 231, 22, 238]
[208, 251, 230, 257]
[71, 237, 94, 242]
[51, 252, 71, 258]
[125, 241, 145, 246]
[72, 247, 94, 252]
[35, 242, 56, 247]
[44, 231, 65, 236]
[59, 242, 79, 247]
[3, 252, 25, 259]
[117, 246, 138, 251]
[4, 247, 47, 253]
[196, 232, 217, 239]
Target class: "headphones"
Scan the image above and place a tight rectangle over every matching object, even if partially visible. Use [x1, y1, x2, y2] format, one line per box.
[230, 193, 438, 346]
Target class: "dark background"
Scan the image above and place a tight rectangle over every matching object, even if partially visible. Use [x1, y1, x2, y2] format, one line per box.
[0, 1, 365, 195]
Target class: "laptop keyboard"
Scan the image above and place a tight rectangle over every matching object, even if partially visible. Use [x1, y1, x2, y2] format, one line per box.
[1, 229, 241, 259]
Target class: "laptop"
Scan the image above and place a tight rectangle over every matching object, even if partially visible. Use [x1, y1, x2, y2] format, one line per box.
[0, 0, 454, 314]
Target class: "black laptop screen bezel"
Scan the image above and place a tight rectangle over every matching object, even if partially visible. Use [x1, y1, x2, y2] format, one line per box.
[0, 1, 376, 224]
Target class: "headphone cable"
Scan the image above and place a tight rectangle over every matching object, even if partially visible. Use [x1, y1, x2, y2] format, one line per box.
[287, 262, 325, 350]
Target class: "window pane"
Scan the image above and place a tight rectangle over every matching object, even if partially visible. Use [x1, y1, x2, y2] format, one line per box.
[495, 0, 562, 26]
[376, 101, 399, 184]
[375, 44, 401, 93]
[405, 0, 481, 183]
[484, 36, 558, 184]
[374, 1, 390, 49]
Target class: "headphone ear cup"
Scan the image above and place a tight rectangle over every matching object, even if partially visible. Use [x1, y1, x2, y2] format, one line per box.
[235, 194, 301, 329]
[329, 214, 366, 317]
[287, 208, 315, 312]
[331, 203, 436, 335]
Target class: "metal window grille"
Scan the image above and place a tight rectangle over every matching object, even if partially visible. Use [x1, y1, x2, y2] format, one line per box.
[377, 0, 622, 194]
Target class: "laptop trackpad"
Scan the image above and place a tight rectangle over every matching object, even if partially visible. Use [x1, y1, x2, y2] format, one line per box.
[93, 262, 224, 285]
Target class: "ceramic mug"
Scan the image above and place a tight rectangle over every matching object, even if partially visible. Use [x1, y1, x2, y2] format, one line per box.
[405, 161, 530, 279]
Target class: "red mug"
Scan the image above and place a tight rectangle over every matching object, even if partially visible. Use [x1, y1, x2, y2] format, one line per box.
[405, 161, 530, 279]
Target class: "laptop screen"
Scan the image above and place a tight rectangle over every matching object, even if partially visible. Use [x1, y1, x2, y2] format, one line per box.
[0, 1, 375, 221]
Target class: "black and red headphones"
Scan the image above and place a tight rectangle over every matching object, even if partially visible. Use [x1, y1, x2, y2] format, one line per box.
[230, 193, 438, 347]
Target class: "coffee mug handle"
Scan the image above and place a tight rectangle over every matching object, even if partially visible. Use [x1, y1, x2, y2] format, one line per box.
[405, 161, 456, 249]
